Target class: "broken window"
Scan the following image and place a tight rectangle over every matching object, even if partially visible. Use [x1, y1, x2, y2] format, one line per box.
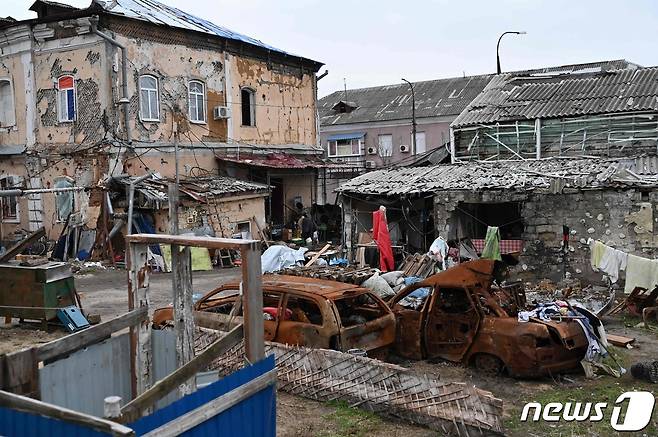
[241, 87, 255, 126]
[436, 288, 472, 314]
[285, 295, 323, 326]
[0, 79, 15, 127]
[0, 176, 20, 222]
[139, 75, 160, 121]
[454, 202, 524, 239]
[54, 176, 74, 222]
[57, 75, 76, 122]
[335, 293, 387, 327]
[188, 80, 206, 123]
[328, 138, 361, 157]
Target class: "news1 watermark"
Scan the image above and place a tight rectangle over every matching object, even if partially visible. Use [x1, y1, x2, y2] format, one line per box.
[520, 391, 656, 431]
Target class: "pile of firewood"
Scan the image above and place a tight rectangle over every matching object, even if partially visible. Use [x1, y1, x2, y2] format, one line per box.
[277, 265, 380, 285]
[399, 254, 438, 279]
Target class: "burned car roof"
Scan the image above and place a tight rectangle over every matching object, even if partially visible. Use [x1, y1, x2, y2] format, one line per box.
[404, 259, 496, 290]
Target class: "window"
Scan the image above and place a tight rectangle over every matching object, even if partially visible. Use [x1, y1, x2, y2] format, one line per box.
[241, 87, 255, 126]
[415, 132, 426, 154]
[57, 75, 76, 122]
[139, 75, 160, 121]
[328, 138, 362, 157]
[377, 134, 393, 157]
[54, 177, 74, 222]
[0, 80, 15, 127]
[285, 295, 323, 326]
[0, 176, 20, 222]
[188, 80, 206, 123]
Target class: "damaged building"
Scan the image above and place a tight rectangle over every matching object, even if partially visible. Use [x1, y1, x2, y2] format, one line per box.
[0, 0, 323, 251]
[337, 65, 658, 283]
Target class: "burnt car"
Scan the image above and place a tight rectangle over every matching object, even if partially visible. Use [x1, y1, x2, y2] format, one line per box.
[388, 259, 589, 378]
[153, 275, 396, 354]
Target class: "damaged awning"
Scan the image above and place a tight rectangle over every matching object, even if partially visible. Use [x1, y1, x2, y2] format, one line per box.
[326, 132, 366, 141]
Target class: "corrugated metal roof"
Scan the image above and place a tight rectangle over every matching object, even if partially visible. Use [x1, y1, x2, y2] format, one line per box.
[92, 0, 297, 57]
[452, 67, 658, 128]
[337, 156, 658, 195]
[319, 60, 639, 127]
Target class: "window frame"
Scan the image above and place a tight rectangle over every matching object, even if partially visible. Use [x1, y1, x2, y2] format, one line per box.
[139, 74, 160, 122]
[377, 134, 393, 157]
[57, 75, 76, 123]
[0, 176, 21, 223]
[327, 138, 363, 158]
[0, 78, 16, 128]
[240, 87, 256, 127]
[188, 79, 206, 124]
[54, 176, 75, 223]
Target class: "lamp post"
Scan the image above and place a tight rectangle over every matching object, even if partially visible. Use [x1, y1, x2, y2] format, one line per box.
[496, 31, 526, 74]
[401, 78, 417, 154]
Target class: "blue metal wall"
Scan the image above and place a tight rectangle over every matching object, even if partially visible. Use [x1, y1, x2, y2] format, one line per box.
[130, 355, 277, 436]
[0, 407, 109, 437]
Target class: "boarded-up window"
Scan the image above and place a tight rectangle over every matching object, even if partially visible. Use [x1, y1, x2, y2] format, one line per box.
[58, 75, 76, 122]
[0, 80, 15, 127]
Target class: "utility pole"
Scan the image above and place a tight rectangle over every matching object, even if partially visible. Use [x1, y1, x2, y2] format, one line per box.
[401, 78, 417, 154]
[496, 31, 526, 74]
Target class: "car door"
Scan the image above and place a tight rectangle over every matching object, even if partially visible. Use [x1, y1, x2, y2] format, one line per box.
[422, 286, 481, 362]
[274, 293, 331, 348]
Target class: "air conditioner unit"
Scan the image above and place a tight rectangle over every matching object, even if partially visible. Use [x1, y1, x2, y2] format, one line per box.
[213, 106, 231, 120]
[400, 144, 410, 153]
[367, 146, 377, 155]
[365, 160, 376, 169]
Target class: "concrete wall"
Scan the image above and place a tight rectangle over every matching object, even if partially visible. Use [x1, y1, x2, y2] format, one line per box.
[433, 188, 658, 283]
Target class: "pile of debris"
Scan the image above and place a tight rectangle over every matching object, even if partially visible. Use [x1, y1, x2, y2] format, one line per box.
[524, 278, 615, 315]
[277, 265, 379, 285]
[399, 253, 440, 278]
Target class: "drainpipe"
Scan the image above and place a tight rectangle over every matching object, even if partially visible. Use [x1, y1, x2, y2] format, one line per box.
[89, 16, 132, 145]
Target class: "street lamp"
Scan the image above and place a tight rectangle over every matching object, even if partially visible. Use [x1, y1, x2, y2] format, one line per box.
[496, 31, 526, 74]
[401, 78, 417, 155]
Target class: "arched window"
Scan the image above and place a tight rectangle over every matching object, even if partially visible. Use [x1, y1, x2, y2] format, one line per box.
[0, 79, 15, 127]
[241, 87, 255, 127]
[188, 80, 206, 123]
[57, 75, 76, 122]
[139, 75, 160, 121]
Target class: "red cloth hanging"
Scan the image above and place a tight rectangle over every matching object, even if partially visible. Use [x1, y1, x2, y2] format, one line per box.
[372, 207, 394, 272]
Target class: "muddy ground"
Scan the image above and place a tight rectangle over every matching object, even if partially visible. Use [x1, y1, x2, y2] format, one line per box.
[2, 266, 658, 436]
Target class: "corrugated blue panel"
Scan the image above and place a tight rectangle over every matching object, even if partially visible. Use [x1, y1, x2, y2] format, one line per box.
[130, 355, 276, 437]
[327, 132, 366, 141]
[0, 407, 109, 437]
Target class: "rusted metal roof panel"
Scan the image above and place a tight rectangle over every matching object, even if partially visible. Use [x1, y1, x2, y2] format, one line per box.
[452, 67, 658, 128]
[336, 156, 658, 195]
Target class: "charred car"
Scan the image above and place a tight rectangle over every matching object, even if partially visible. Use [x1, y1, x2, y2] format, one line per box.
[388, 259, 589, 377]
[153, 275, 396, 354]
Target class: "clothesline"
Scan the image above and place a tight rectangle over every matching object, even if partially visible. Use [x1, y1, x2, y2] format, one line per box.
[589, 238, 658, 293]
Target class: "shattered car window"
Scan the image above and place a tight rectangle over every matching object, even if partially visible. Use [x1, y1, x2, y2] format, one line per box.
[335, 293, 387, 327]
[285, 295, 324, 325]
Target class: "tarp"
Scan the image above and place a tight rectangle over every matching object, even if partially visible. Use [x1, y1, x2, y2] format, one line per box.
[261, 245, 308, 273]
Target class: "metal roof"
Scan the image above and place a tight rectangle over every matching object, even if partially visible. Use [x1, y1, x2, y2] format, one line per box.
[336, 156, 658, 196]
[217, 153, 330, 169]
[452, 67, 658, 128]
[319, 60, 639, 127]
[91, 0, 300, 57]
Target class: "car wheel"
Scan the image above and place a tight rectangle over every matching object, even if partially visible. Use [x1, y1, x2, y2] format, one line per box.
[473, 353, 504, 376]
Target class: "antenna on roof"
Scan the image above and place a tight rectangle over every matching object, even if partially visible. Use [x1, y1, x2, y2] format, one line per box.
[343, 78, 348, 100]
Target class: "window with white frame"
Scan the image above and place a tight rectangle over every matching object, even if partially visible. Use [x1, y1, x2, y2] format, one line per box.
[139, 75, 160, 121]
[241, 87, 255, 126]
[0, 79, 15, 127]
[378, 134, 393, 157]
[0, 176, 21, 222]
[188, 80, 206, 123]
[54, 176, 74, 222]
[327, 138, 362, 157]
[57, 75, 76, 122]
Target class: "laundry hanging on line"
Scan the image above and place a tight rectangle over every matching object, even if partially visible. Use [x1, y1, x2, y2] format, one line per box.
[588, 238, 658, 293]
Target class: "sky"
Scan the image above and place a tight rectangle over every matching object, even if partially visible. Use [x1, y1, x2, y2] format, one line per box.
[5, 0, 658, 98]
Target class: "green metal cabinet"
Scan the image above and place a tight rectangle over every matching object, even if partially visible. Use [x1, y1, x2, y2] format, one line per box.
[0, 262, 76, 321]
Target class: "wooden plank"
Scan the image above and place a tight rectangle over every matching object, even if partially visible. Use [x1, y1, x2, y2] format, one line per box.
[120, 323, 244, 422]
[0, 389, 134, 436]
[126, 234, 259, 250]
[0, 227, 45, 262]
[127, 243, 152, 399]
[31, 307, 147, 363]
[251, 215, 270, 248]
[171, 245, 195, 396]
[241, 242, 265, 362]
[141, 369, 276, 437]
[607, 333, 636, 347]
[1, 348, 38, 397]
[305, 243, 331, 267]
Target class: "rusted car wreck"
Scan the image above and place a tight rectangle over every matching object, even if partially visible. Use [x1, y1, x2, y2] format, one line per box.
[154, 275, 396, 354]
[389, 259, 589, 377]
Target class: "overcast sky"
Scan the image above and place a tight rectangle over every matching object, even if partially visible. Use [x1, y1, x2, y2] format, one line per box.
[6, 0, 658, 97]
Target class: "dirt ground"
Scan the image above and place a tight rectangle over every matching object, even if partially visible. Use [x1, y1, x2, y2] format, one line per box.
[2, 266, 658, 436]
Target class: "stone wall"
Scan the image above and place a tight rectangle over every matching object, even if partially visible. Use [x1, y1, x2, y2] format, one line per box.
[434, 188, 658, 284]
